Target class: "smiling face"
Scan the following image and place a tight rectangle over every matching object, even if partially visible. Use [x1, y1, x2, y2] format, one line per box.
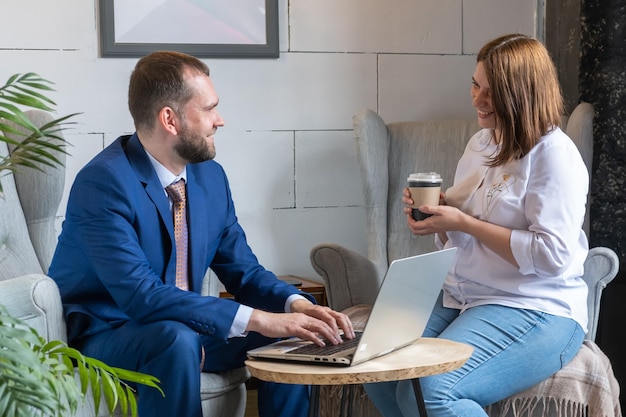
[174, 70, 225, 163]
[471, 34, 564, 165]
[471, 62, 498, 135]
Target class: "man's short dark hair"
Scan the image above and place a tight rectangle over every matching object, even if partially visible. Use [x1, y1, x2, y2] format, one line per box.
[128, 51, 210, 132]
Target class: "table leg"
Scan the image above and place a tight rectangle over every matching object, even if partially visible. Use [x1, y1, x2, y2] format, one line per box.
[308, 385, 320, 417]
[412, 379, 428, 417]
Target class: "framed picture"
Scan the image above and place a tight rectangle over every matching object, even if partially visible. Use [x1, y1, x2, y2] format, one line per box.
[98, 0, 279, 58]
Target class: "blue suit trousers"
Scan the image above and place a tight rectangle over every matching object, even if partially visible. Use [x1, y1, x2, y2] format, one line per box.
[78, 320, 310, 417]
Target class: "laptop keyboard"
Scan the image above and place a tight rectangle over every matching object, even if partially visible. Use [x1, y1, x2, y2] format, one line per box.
[289, 332, 363, 356]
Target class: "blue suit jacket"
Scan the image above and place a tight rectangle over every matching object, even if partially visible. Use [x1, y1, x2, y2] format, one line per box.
[49, 134, 308, 343]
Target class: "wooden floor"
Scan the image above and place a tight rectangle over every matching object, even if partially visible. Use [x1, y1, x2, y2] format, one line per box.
[244, 389, 259, 417]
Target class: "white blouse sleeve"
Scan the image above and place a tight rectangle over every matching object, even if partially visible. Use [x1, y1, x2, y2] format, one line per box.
[510, 133, 589, 277]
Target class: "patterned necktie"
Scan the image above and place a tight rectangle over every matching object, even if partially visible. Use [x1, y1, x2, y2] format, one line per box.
[165, 179, 189, 291]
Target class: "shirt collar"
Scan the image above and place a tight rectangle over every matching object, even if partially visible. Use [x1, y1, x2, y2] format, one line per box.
[144, 149, 187, 192]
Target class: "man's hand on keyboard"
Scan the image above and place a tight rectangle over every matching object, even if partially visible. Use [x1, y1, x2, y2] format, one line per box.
[247, 300, 355, 347]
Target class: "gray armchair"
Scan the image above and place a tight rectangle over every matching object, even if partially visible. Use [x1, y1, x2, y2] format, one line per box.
[311, 104, 621, 417]
[0, 110, 249, 417]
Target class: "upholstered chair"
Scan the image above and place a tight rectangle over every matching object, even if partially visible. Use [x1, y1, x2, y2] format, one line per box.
[311, 104, 621, 417]
[0, 110, 249, 417]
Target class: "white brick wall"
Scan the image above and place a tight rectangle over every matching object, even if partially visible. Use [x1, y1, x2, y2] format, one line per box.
[0, 0, 540, 277]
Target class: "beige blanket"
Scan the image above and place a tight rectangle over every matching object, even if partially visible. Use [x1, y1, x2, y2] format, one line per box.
[486, 340, 621, 417]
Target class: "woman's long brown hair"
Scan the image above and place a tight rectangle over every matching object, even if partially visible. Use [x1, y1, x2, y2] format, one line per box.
[477, 34, 564, 166]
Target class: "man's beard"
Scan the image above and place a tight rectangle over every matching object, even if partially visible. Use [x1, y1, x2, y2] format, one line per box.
[174, 123, 216, 163]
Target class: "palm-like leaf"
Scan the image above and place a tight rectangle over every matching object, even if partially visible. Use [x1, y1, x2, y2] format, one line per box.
[0, 73, 79, 192]
[0, 306, 163, 417]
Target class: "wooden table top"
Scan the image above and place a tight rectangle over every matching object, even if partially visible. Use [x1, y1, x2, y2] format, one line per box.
[245, 337, 473, 386]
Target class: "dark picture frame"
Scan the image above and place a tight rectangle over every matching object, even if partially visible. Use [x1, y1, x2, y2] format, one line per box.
[99, 0, 279, 58]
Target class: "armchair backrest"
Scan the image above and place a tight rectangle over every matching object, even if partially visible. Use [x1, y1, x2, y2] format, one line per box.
[0, 109, 65, 279]
[0, 142, 44, 280]
[562, 102, 594, 237]
[12, 110, 66, 272]
[353, 109, 478, 278]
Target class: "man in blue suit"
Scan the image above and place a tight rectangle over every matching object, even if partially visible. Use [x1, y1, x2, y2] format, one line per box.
[48, 50, 354, 417]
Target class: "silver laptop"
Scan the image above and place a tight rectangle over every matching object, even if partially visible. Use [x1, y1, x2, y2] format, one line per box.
[247, 247, 456, 367]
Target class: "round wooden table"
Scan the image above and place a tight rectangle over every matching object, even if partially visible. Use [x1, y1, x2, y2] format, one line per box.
[246, 337, 473, 417]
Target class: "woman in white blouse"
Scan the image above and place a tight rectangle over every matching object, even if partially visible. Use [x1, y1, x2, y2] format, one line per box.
[364, 33, 589, 417]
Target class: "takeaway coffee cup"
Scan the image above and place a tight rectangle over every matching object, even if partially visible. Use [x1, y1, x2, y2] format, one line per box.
[407, 172, 442, 221]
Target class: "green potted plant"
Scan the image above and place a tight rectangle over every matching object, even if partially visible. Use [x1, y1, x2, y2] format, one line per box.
[0, 306, 162, 417]
[0, 73, 162, 417]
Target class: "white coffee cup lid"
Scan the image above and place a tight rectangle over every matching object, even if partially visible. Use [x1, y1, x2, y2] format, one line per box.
[407, 172, 442, 183]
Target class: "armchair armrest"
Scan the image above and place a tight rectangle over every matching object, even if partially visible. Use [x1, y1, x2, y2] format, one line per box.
[0, 274, 67, 342]
[310, 243, 382, 311]
[582, 247, 619, 341]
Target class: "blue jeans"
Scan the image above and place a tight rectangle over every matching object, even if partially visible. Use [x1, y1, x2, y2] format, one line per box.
[364, 292, 584, 417]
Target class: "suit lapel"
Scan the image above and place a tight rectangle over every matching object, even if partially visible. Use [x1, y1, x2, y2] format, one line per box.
[124, 134, 176, 241]
[186, 167, 210, 292]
